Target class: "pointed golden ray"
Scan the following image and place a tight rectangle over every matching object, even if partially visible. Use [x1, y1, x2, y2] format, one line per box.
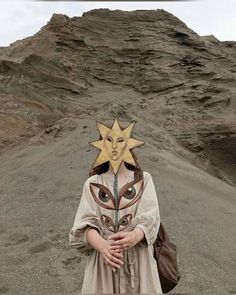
[110, 158, 123, 174]
[97, 121, 110, 139]
[88, 140, 103, 150]
[122, 149, 136, 166]
[127, 138, 145, 149]
[93, 150, 109, 167]
[112, 117, 122, 131]
[123, 121, 135, 138]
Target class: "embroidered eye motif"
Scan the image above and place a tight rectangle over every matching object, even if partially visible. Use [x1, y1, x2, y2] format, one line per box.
[118, 214, 132, 230]
[123, 186, 136, 199]
[101, 214, 132, 232]
[118, 179, 144, 210]
[89, 178, 144, 233]
[89, 183, 115, 209]
[101, 215, 115, 232]
[89, 179, 144, 210]
[98, 190, 110, 202]
[105, 217, 113, 227]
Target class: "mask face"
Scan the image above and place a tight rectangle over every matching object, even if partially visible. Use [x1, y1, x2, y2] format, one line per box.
[88, 117, 145, 175]
[104, 129, 127, 161]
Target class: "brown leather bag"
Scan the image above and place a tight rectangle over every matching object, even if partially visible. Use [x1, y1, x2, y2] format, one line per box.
[153, 222, 181, 293]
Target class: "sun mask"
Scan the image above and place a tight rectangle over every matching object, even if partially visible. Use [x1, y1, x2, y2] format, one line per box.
[88, 117, 144, 175]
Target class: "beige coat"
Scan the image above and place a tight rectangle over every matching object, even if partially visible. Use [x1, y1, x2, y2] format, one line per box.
[69, 170, 163, 294]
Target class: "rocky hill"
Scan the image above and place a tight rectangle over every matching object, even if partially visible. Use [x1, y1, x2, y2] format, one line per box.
[0, 8, 235, 185]
[0, 8, 235, 294]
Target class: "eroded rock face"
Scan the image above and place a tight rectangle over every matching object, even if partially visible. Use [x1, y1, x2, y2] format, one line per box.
[0, 8, 235, 184]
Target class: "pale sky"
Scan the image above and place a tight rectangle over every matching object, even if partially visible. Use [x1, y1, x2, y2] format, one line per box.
[0, 0, 235, 47]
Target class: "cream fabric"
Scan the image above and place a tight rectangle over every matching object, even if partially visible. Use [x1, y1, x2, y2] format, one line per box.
[69, 171, 163, 294]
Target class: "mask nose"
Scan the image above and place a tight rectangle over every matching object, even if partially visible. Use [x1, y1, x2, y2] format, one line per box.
[112, 141, 117, 149]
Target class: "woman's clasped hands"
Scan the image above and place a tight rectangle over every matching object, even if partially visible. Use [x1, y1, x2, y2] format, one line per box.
[100, 239, 124, 272]
[100, 229, 144, 272]
[108, 230, 138, 251]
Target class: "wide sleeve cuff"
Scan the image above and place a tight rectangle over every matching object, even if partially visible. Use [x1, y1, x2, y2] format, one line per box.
[134, 215, 160, 247]
[130, 172, 161, 247]
[69, 224, 102, 256]
[68, 178, 103, 256]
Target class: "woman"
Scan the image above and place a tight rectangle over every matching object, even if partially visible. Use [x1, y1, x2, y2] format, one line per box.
[69, 118, 163, 293]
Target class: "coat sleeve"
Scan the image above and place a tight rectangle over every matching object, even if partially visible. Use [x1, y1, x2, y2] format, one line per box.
[131, 172, 161, 247]
[68, 177, 103, 256]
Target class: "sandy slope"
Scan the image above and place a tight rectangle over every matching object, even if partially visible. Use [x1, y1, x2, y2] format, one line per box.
[0, 117, 235, 294]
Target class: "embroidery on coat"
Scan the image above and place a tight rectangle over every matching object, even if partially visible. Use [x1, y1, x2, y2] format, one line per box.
[89, 178, 144, 232]
[101, 213, 132, 232]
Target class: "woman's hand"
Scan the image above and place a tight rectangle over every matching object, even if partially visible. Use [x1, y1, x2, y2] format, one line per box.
[108, 228, 145, 252]
[99, 239, 124, 271]
[86, 228, 124, 271]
